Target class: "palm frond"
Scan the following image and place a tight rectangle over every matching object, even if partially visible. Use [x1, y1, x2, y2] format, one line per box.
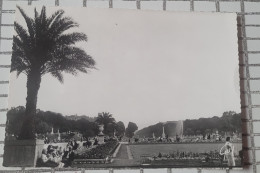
[12, 25, 33, 66]
[11, 52, 29, 77]
[17, 6, 35, 39]
[12, 37, 31, 64]
[39, 6, 47, 25]
[46, 9, 64, 27]
[42, 45, 95, 75]
[56, 32, 87, 46]
[14, 22, 30, 44]
[34, 8, 39, 19]
[50, 71, 64, 83]
[48, 17, 79, 38]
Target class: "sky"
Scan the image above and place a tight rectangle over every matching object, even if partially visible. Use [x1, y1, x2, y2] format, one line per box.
[8, 7, 240, 130]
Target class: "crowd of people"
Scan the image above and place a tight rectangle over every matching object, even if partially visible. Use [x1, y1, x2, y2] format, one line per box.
[38, 137, 118, 167]
[37, 139, 80, 167]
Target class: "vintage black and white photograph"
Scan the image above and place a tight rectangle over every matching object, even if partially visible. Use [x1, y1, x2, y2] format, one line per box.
[4, 6, 242, 168]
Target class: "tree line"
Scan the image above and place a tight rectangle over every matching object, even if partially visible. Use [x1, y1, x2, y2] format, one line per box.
[6, 106, 138, 139]
[184, 111, 241, 136]
[136, 111, 241, 138]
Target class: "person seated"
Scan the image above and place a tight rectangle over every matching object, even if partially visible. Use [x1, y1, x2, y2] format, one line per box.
[57, 146, 63, 157]
[94, 138, 98, 145]
[69, 139, 74, 146]
[62, 147, 75, 167]
[41, 149, 49, 163]
[51, 151, 64, 167]
[37, 149, 59, 167]
[72, 139, 79, 150]
[47, 145, 58, 154]
[83, 140, 92, 148]
[47, 145, 53, 154]
[44, 137, 49, 144]
[62, 147, 69, 160]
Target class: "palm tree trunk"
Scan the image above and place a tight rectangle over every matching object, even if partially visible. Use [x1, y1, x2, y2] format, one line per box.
[18, 70, 41, 140]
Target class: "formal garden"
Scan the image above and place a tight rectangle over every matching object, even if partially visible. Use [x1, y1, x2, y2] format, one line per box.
[4, 5, 243, 169]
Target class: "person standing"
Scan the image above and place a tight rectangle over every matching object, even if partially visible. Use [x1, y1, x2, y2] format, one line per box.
[220, 137, 235, 167]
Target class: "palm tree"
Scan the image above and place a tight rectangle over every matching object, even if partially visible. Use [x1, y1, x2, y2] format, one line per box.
[96, 112, 115, 125]
[11, 6, 95, 139]
[95, 112, 116, 136]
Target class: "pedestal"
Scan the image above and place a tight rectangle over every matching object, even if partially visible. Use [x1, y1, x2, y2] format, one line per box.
[97, 135, 105, 144]
[3, 139, 44, 167]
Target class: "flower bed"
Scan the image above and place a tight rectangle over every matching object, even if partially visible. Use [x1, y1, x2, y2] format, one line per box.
[153, 150, 222, 161]
[75, 140, 118, 161]
[141, 150, 242, 167]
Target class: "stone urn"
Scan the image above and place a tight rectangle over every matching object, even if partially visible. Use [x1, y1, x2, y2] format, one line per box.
[97, 124, 105, 144]
[98, 124, 104, 136]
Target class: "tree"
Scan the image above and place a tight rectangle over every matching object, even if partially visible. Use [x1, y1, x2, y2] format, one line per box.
[195, 130, 201, 135]
[6, 106, 26, 136]
[6, 106, 99, 138]
[95, 112, 116, 136]
[125, 122, 138, 138]
[115, 121, 125, 136]
[11, 6, 95, 139]
[76, 118, 98, 138]
[35, 121, 51, 134]
[184, 128, 194, 136]
[183, 112, 241, 136]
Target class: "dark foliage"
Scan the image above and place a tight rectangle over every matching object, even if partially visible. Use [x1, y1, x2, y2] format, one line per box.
[115, 121, 126, 136]
[125, 122, 138, 138]
[136, 122, 177, 138]
[6, 107, 126, 139]
[135, 111, 241, 138]
[65, 115, 96, 122]
[6, 106, 99, 138]
[184, 111, 241, 136]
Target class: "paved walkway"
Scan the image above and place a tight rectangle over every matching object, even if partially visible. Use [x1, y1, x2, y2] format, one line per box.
[73, 143, 140, 168]
[116, 144, 128, 159]
[112, 144, 139, 167]
[126, 145, 133, 160]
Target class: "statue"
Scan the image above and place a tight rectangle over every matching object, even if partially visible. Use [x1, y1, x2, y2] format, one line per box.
[57, 129, 61, 141]
[162, 125, 166, 139]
